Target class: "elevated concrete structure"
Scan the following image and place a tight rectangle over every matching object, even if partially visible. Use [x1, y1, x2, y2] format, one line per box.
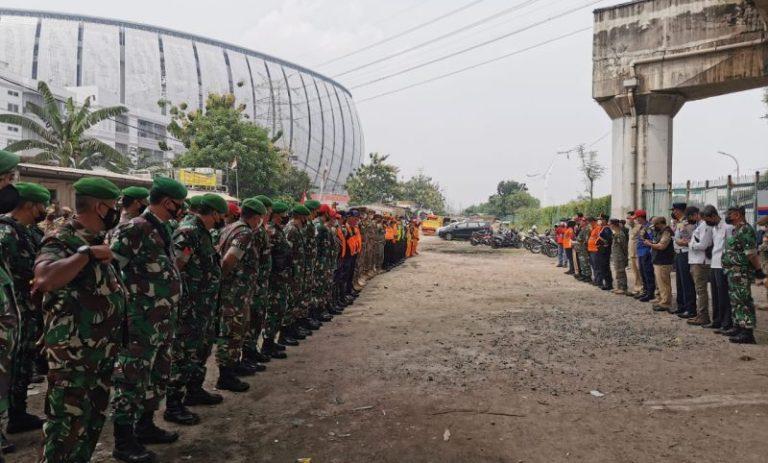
[592, 0, 768, 217]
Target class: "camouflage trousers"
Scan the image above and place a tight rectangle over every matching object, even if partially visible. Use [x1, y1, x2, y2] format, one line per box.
[10, 302, 41, 412]
[42, 359, 114, 463]
[0, 312, 16, 415]
[243, 294, 268, 356]
[216, 286, 253, 369]
[612, 259, 628, 291]
[112, 297, 175, 425]
[726, 271, 756, 329]
[168, 294, 217, 400]
[575, 246, 591, 278]
[266, 280, 289, 339]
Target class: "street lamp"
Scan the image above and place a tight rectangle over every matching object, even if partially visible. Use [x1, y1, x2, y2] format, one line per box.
[717, 150, 740, 179]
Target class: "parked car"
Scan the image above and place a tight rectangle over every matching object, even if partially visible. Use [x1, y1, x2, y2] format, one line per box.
[438, 221, 491, 241]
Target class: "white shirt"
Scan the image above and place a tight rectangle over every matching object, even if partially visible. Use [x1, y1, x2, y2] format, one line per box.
[688, 220, 712, 265]
[710, 221, 735, 269]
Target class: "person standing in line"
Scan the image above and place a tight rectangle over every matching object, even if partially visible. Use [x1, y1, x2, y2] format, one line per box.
[671, 203, 697, 318]
[757, 216, 768, 311]
[645, 216, 674, 313]
[609, 218, 629, 295]
[634, 210, 656, 303]
[555, 221, 566, 268]
[586, 217, 600, 284]
[33, 177, 124, 463]
[119, 187, 150, 224]
[263, 201, 291, 360]
[699, 206, 734, 332]
[563, 220, 575, 275]
[721, 206, 764, 344]
[596, 216, 613, 291]
[684, 206, 713, 326]
[626, 212, 643, 297]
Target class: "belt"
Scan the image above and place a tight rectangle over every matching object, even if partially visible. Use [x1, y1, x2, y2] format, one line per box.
[675, 249, 689, 254]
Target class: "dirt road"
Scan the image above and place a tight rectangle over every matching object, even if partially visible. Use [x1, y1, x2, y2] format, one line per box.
[15, 236, 768, 462]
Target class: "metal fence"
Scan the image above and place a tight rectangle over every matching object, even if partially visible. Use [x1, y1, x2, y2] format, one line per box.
[641, 171, 768, 224]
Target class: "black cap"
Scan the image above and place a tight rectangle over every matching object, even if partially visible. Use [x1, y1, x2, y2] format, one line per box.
[701, 205, 718, 218]
[671, 202, 687, 211]
[684, 206, 700, 217]
[609, 218, 620, 225]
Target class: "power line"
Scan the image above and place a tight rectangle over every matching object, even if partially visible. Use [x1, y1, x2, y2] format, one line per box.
[315, 0, 486, 69]
[332, 0, 543, 78]
[350, 0, 604, 90]
[356, 26, 591, 104]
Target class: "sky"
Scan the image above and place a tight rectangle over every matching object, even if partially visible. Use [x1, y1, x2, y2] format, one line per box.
[7, 0, 768, 210]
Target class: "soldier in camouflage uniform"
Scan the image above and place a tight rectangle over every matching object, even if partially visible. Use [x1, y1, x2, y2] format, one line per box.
[574, 217, 592, 281]
[110, 177, 187, 462]
[242, 195, 274, 367]
[721, 206, 762, 344]
[300, 200, 321, 332]
[216, 198, 267, 392]
[263, 201, 291, 359]
[119, 187, 149, 224]
[609, 218, 629, 295]
[0, 183, 49, 435]
[282, 205, 309, 345]
[32, 177, 124, 463]
[164, 194, 228, 426]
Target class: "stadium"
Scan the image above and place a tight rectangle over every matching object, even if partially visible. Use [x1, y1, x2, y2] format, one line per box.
[0, 8, 363, 195]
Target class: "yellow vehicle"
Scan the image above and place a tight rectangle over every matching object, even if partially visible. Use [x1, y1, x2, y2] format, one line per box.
[420, 214, 443, 236]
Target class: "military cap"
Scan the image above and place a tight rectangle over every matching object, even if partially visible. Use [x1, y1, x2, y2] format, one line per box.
[242, 198, 266, 215]
[122, 186, 150, 200]
[0, 150, 20, 174]
[188, 195, 204, 208]
[201, 194, 228, 214]
[670, 202, 687, 212]
[151, 176, 187, 200]
[292, 205, 310, 216]
[73, 177, 121, 199]
[254, 195, 273, 208]
[304, 199, 321, 211]
[15, 182, 50, 205]
[271, 200, 289, 214]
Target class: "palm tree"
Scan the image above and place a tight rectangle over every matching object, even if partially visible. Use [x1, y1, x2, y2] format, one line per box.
[0, 81, 129, 172]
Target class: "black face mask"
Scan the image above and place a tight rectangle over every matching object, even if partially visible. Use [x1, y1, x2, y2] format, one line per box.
[100, 205, 120, 230]
[281, 216, 290, 226]
[34, 207, 46, 224]
[215, 218, 225, 229]
[687, 219, 697, 225]
[704, 220, 717, 226]
[0, 184, 19, 214]
[724, 217, 733, 225]
[137, 204, 147, 216]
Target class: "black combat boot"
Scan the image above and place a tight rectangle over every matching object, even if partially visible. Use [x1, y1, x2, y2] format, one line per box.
[113, 423, 156, 463]
[289, 324, 307, 340]
[135, 411, 181, 443]
[6, 396, 44, 434]
[241, 349, 268, 372]
[233, 360, 259, 376]
[262, 338, 287, 359]
[0, 431, 15, 454]
[162, 396, 201, 426]
[729, 328, 756, 344]
[184, 375, 224, 406]
[216, 367, 250, 392]
[328, 304, 343, 315]
[278, 331, 299, 347]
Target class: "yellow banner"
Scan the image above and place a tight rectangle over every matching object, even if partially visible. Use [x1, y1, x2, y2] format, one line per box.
[178, 169, 217, 187]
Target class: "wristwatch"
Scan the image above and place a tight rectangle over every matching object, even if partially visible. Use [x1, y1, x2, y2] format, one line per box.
[77, 245, 93, 260]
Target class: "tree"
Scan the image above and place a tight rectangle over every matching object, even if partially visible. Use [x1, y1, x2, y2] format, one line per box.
[398, 171, 446, 213]
[0, 81, 128, 171]
[577, 144, 605, 203]
[345, 153, 401, 205]
[463, 179, 540, 218]
[168, 93, 311, 199]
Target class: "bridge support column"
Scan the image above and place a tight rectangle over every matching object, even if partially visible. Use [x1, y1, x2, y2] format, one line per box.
[599, 93, 685, 218]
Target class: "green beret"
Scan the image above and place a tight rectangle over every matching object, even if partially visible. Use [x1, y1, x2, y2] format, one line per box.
[73, 177, 121, 200]
[271, 200, 289, 214]
[151, 176, 187, 200]
[200, 193, 228, 214]
[304, 199, 321, 211]
[122, 186, 149, 200]
[254, 195, 273, 208]
[188, 196, 203, 209]
[0, 150, 20, 174]
[15, 182, 50, 205]
[242, 198, 266, 215]
[292, 205, 310, 216]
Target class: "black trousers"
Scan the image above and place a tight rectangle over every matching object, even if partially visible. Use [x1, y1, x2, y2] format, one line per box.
[710, 268, 732, 328]
[674, 252, 697, 314]
[596, 251, 613, 288]
[565, 247, 574, 272]
[638, 253, 655, 296]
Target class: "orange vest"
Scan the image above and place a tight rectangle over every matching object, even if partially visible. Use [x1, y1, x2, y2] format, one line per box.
[385, 225, 395, 241]
[587, 226, 602, 253]
[336, 227, 346, 259]
[563, 228, 574, 249]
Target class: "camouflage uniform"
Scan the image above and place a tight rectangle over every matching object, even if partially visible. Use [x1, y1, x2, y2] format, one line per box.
[110, 210, 181, 426]
[284, 221, 306, 326]
[575, 224, 592, 279]
[266, 222, 291, 340]
[37, 219, 125, 463]
[722, 223, 758, 329]
[313, 218, 330, 310]
[244, 225, 271, 357]
[0, 216, 39, 414]
[375, 221, 386, 272]
[168, 214, 220, 401]
[303, 219, 318, 316]
[216, 220, 260, 368]
[610, 227, 629, 291]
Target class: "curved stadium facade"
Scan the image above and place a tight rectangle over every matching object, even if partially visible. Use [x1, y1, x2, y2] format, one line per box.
[0, 9, 363, 194]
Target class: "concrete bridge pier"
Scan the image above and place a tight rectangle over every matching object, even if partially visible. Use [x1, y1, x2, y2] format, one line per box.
[600, 93, 685, 217]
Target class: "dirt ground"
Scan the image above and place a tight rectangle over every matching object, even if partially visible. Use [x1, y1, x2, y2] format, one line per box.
[13, 235, 768, 462]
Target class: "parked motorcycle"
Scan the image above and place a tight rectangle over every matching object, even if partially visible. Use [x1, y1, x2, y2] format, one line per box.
[470, 229, 493, 246]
